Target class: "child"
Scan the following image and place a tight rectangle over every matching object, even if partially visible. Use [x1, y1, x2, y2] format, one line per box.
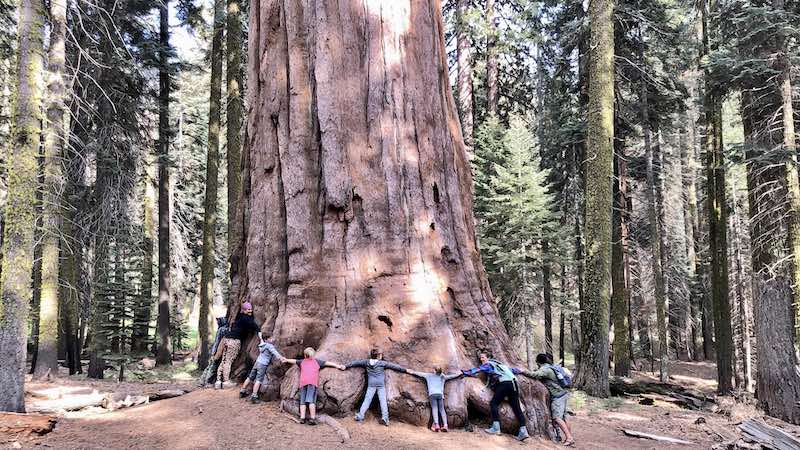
[345, 348, 407, 426]
[406, 367, 461, 432]
[283, 348, 345, 425]
[527, 353, 574, 446]
[239, 336, 285, 404]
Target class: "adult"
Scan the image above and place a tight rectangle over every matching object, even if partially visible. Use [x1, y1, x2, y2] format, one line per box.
[462, 351, 530, 441]
[215, 302, 261, 389]
[529, 353, 574, 446]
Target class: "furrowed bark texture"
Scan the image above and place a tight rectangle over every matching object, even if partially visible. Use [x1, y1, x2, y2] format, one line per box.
[485, 0, 498, 116]
[576, 0, 613, 397]
[237, 0, 548, 432]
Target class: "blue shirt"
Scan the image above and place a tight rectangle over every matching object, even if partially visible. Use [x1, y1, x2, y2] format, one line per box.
[463, 360, 522, 384]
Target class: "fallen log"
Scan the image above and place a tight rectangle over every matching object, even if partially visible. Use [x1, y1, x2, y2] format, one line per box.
[610, 377, 713, 410]
[0, 412, 57, 436]
[147, 389, 186, 401]
[738, 419, 800, 450]
[622, 429, 696, 445]
[102, 394, 150, 411]
[318, 414, 350, 443]
[27, 392, 106, 414]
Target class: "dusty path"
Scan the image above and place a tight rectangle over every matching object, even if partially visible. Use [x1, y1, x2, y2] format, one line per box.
[1, 361, 783, 449]
[11, 385, 730, 449]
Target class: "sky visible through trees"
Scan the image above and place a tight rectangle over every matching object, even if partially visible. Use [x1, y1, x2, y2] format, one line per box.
[0, 0, 799, 433]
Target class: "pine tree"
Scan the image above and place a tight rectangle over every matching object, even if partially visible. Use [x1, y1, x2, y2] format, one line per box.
[0, 0, 45, 412]
[198, 0, 224, 371]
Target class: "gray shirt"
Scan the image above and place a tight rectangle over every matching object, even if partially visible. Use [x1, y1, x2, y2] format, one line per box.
[409, 371, 461, 397]
[346, 359, 406, 387]
[255, 341, 283, 366]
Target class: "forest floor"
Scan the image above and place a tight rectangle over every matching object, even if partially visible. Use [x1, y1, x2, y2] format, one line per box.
[3, 360, 798, 449]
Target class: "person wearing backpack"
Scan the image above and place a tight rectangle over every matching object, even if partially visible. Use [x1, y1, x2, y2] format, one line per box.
[529, 353, 575, 447]
[461, 352, 530, 441]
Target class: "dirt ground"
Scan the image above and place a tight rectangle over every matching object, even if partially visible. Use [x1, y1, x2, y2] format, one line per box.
[1, 360, 795, 449]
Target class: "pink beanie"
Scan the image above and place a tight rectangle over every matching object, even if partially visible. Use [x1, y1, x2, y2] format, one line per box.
[242, 302, 253, 311]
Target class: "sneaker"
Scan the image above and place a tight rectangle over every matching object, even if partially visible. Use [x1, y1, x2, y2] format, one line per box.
[308, 418, 317, 426]
[300, 418, 307, 424]
[483, 421, 501, 435]
[239, 389, 250, 398]
[431, 424, 440, 432]
[214, 381, 223, 390]
[516, 429, 530, 441]
[249, 395, 261, 404]
[441, 426, 449, 432]
[354, 415, 363, 422]
[379, 418, 389, 427]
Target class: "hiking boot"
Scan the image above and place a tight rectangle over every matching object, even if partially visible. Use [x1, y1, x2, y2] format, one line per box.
[431, 424, 440, 432]
[379, 418, 389, 427]
[214, 381, 223, 390]
[239, 389, 251, 398]
[483, 421, 501, 435]
[249, 395, 261, 404]
[516, 426, 530, 441]
[308, 418, 317, 426]
[441, 426, 449, 433]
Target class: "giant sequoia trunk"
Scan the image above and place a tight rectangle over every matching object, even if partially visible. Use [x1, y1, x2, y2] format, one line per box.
[234, 0, 548, 433]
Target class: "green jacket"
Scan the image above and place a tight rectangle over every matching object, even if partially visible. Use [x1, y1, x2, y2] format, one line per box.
[529, 364, 567, 398]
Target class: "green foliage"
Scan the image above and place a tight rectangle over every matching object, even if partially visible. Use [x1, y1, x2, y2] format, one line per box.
[473, 116, 563, 329]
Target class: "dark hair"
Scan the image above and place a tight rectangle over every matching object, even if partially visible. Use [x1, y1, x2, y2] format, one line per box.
[535, 353, 550, 365]
[370, 348, 382, 359]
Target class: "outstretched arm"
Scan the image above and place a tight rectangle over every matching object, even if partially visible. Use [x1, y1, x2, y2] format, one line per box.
[345, 360, 367, 369]
[462, 363, 493, 377]
[405, 370, 426, 378]
[444, 373, 463, 381]
[282, 358, 299, 364]
[383, 361, 407, 373]
[323, 361, 346, 370]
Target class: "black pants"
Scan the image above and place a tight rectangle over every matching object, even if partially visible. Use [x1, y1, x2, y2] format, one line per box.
[490, 380, 526, 427]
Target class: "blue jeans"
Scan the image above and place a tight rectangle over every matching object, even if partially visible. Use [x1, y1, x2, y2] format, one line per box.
[356, 386, 388, 422]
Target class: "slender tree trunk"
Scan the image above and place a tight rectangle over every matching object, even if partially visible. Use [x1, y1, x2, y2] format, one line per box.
[612, 133, 630, 376]
[576, 0, 614, 397]
[198, 0, 224, 371]
[30, 171, 42, 375]
[543, 240, 553, 356]
[681, 106, 703, 360]
[641, 75, 668, 382]
[0, 0, 45, 412]
[730, 186, 754, 392]
[774, 0, 800, 345]
[132, 159, 155, 353]
[455, 0, 474, 149]
[485, 0, 498, 116]
[226, 0, 244, 301]
[156, 2, 172, 366]
[238, 0, 549, 431]
[33, 0, 68, 380]
[701, 0, 734, 393]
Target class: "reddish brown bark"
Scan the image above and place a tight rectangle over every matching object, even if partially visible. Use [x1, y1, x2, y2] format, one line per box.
[234, 0, 548, 433]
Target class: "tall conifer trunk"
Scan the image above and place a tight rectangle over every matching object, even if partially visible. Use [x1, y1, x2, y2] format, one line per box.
[155, 2, 172, 366]
[198, 0, 224, 370]
[226, 0, 244, 299]
[485, 0, 498, 116]
[701, 0, 734, 393]
[236, 0, 549, 431]
[34, 0, 68, 380]
[575, 0, 614, 396]
[0, 0, 45, 412]
[455, 0, 474, 149]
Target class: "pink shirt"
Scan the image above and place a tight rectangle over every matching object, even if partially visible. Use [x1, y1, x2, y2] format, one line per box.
[298, 358, 325, 387]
